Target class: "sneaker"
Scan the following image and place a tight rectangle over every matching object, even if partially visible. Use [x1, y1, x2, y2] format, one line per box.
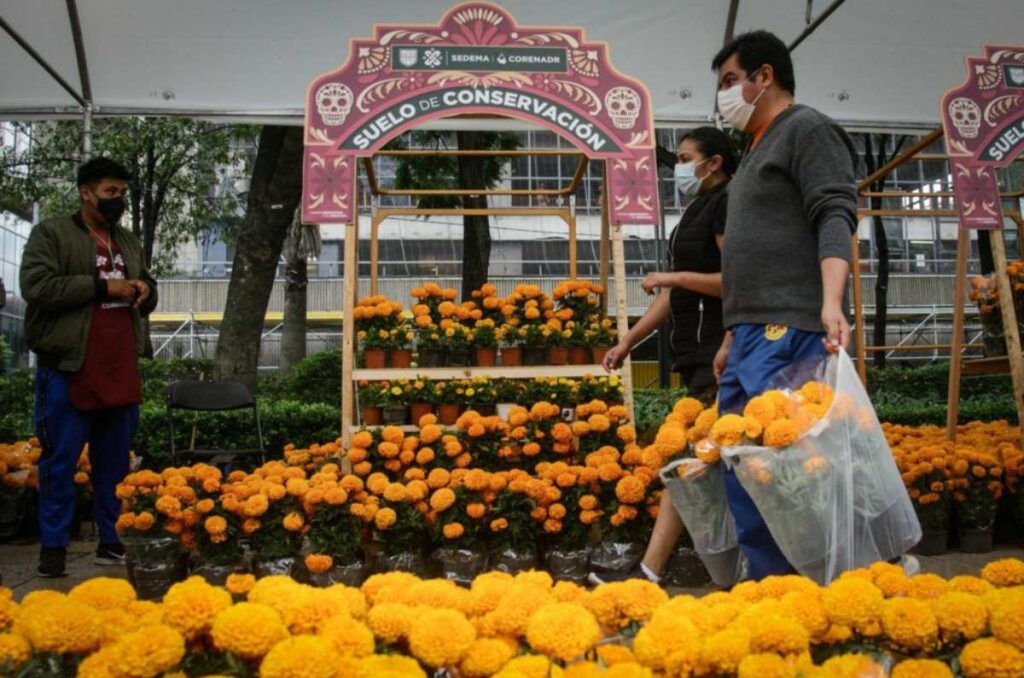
[587, 564, 661, 587]
[95, 542, 126, 566]
[37, 547, 68, 578]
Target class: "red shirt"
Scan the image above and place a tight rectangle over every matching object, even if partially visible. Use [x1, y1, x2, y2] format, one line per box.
[68, 234, 142, 410]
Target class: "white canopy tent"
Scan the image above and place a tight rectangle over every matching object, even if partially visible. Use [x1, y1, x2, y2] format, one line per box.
[1, 0, 1020, 131]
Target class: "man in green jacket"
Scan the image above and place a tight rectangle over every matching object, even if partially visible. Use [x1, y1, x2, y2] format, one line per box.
[20, 157, 157, 577]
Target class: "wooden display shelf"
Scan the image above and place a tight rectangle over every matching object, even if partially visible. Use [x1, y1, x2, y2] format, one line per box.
[352, 365, 613, 381]
[961, 354, 1023, 376]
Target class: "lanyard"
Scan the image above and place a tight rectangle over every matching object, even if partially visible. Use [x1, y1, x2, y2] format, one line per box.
[86, 225, 116, 269]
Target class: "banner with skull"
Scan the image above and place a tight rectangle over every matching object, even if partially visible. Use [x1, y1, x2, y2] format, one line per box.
[302, 1, 660, 227]
[941, 45, 1024, 230]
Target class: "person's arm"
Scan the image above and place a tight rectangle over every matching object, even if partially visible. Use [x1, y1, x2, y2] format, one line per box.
[713, 329, 733, 382]
[643, 271, 722, 297]
[20, 222, 102, 311]
[821, 257, 850, 351]
[602, 291, 671, 371]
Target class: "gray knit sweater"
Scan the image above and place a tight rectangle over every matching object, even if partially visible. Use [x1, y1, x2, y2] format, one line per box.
[722, 104, 858, 332]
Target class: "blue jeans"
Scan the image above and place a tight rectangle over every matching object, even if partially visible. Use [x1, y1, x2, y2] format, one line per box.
[718, 324, 827, 579]
[34, 367, 138, 548]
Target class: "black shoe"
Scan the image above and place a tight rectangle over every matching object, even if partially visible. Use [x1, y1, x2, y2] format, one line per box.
[587, 565, 661, 587]
[95, 542, 126, 566]
[37, 547, 68, 578]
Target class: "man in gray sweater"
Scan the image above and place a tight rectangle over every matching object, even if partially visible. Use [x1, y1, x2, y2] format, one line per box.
[710, 30, 857, 579]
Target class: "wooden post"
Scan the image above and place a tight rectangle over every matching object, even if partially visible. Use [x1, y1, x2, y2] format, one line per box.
[851, 232, 867, 384]
[611, 222, 634, 417]
[566, 209, 578, 279]
[341, 219, 359, 458]
[945, 229, 970, 441]
[599, 183, 611, 308]
[370, 214, 382, 296]
[989, 231, 1024, 450]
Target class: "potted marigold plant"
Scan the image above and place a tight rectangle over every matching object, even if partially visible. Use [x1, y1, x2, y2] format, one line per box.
[369, 477, 430, 575]
[466, 377, 498, 417]
[489, 480, 541, 573]
[408, 378, 437, 425]
[428, 476, 491, 583]
[565, 321, 590, 365]
[471, 318, 499, 367]
[390, 322, 415, 368]
[591, 472, 654, 577]
[545, 319, 570, 366]
[382, 380, 411, 426]
[969, 275, 1006, 357]
[892, 441, 952, 555]
[190, 467, 245, 585]
[300, 468, 364, 586]
[354, 295, 404, 368]
[522, 323, 550, 366]
[115, 469, 189, 599]
[470, 282, 506, 323]
[435, 381, 463, 426]
[496, 379, 525, 419]
[586, 318, 618, 365]
[540, 479, 592, 584]
[444, 322, 473, 367]
[951, 445, 1003, 553]
[357, 381, 387, 426]
[415, 320, 445, 368]
[228, 464, 306, 576]
[578, 374, 625, 404]
[498, 323, 523, 367]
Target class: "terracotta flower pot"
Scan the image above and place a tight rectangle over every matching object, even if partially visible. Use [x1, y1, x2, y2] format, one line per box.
[410, 402, 434, 425]
[568, 346, 589, 365]
[591, 346, 612, 365]
[547, 346, 569, 366]
[382, 405, 409, 425]
[438, 404, 461, 426]
[475, 347, 497, 367]
[501, 347, 523, 367]
[361, 406, 383, 426]
[363, 349, 387, 369]
[391, 349, 413, 369]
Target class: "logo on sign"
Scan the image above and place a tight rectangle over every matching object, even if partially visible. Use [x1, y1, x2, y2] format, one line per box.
[1006, 65, 1024, 88]
[397, 48, 419, 68]
[423, 49, 443, 68]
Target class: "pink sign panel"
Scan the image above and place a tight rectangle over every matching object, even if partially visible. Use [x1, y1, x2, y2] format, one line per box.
[302, 2, 659, 226]
[941, 45, 1023, 230]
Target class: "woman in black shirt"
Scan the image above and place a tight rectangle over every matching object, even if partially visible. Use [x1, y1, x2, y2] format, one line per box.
[602, 127, 736, 402]
[591, 127, 736, 586]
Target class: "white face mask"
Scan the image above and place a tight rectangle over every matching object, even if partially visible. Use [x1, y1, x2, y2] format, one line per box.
[717, 71, 767, 132]
[674, 159, 709, 197]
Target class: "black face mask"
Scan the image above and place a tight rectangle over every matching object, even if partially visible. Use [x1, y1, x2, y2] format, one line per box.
[95, 196, 126, 225]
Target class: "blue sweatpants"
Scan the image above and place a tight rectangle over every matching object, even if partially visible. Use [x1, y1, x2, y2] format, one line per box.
[34, 367, 138, 548]
[718, 323, 827, 580]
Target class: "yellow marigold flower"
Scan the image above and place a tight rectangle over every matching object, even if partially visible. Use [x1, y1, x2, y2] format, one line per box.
[211, 602, 287, 659]
[933, 592, 988, 643]
[778, 591, 829, 640]
[891, 659, 955, 678]
[0, 633, 31, 671]
[905, 573, 948, 600]
[204, 515, 228, 535]
[672, 397, 705, 425]
[881, 598, 939, 652]
[305, 553, 334, 574]
[162, 576, 232, 641]
[737, 653, 796, 678]
[614, 475, 646, 504]
[401, 579, 473, 614]
[497, 654, 565, 678]
[764, 418, 799, 448]
[992, 600, 1024, 650]
[105, 624, 185, 678]
[225, 572, 256, 597]
[260, 635, 342, 678]
[374, 507, 397, 530]
[317, 614, 375, 658]
[366, 602, 415, 643]
[282, 511, 304, 531]
[874, 570, 910, 598]
[959, 637, 1024, 678]
[822, 577, 884, 630]
[356, 654, 428, 678]
[633, 614, 699, 671]
[430, 487, 457, 511]
[460, 637, 517, 677]
[982, 559, 1024, 587]
[526, 602, 599, 662]
[710, 414, 751, 447]
[699, 628, 750, 675]
[747, 614, 810, 657]
[596, 644, 637, 666]
[408, 608, 476, 668]
[68, 577, 137, 611]
[19, 596, 101, 655]
[443, 522, 465, 539]
[949, 576, 996, 596]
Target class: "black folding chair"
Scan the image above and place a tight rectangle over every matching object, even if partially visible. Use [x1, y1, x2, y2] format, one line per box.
[167, 380, 266, 468]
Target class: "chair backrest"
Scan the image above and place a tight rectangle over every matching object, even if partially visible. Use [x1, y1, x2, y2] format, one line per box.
[167, 379, 255, 412]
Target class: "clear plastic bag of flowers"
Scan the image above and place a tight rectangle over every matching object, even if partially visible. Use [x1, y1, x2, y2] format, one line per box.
[659, 458, 744, 587]
[122, 534, 184, 599]
[588, 541, 644, 576]
[491, 547, 538, 574]
[546, 547, 590, 583]
[721, 349, 922, 585]
[431, 547, 489, 584]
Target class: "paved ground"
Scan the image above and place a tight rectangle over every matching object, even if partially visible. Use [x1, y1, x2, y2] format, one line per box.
[2, 532, 1022, 600]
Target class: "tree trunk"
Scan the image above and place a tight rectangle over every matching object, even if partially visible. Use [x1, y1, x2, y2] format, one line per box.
[864, 134, 902, 369]
[456, 131, 491, 300]
[213, 126, 304, 389]
[280, 217, 308, 374]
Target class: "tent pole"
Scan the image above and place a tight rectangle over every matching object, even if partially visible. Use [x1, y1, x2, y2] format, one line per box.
[82, 103, 93, 161]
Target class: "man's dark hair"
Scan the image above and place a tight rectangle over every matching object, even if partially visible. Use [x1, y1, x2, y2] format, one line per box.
[76, 157, 131, 187]
[712, 30, 795, 96]
[680, 126, 739, 176]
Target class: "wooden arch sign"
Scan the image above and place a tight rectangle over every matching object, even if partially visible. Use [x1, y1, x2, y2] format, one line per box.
[301, 1, 660, 227]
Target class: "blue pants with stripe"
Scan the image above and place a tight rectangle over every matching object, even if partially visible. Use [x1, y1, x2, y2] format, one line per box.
[34, 367, 138, 548]
[718, 324, 827, 580]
